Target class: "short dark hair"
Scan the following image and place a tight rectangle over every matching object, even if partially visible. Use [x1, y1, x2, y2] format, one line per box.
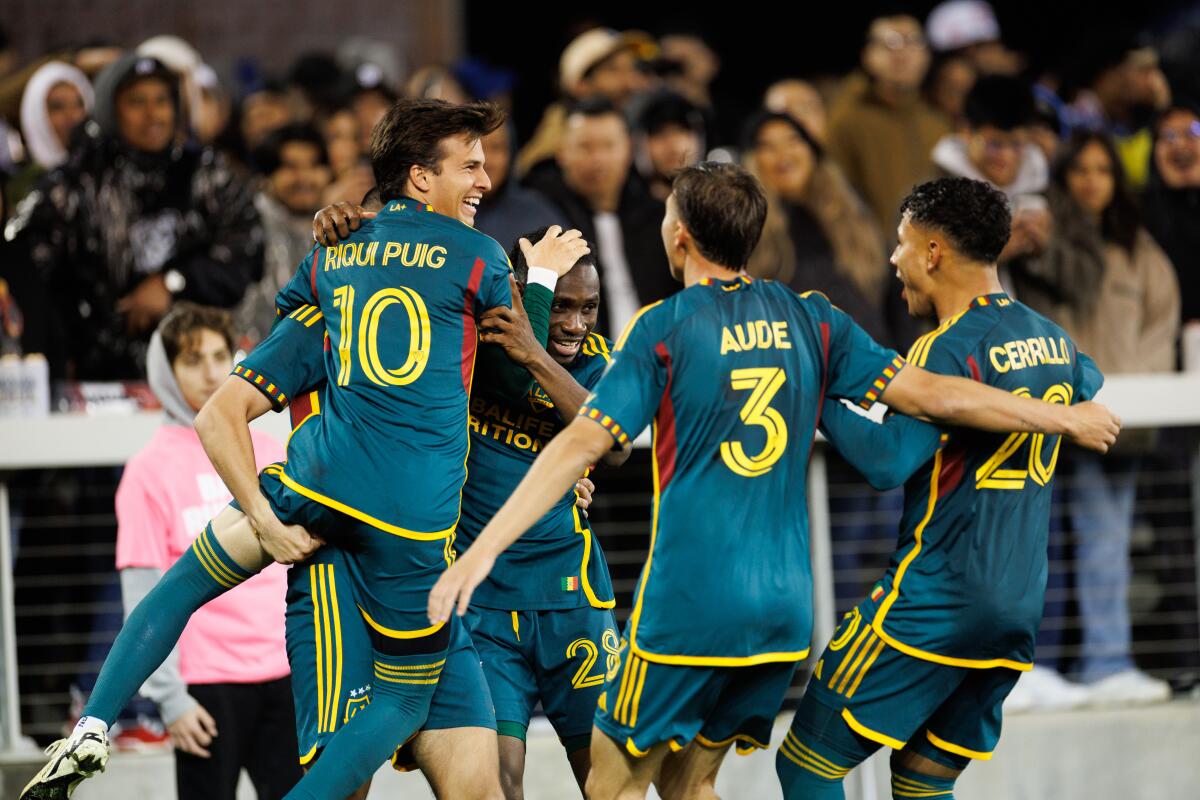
[964, 75, 1036, 132]
[506, 226, 596, 286]
[252, 123, 329, 176]
[900, 177, 1012, 264]
[159, 303, 236, 366]
[671, 162, 767, 269]
[1051, 131, 1141, 253]
[565, 96, 626, 127]
[370, 98, 505, 203]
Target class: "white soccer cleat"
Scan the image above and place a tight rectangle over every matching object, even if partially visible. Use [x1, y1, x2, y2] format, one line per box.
[1085, 669, 1172, 708]
[19, 728, 110, 800]
[1004, 665, 1090, 714]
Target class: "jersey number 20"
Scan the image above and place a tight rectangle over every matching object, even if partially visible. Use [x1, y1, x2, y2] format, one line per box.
[976, 382, 1073, 490]
[720, 367, 789, 478]
[333, 285, 431, 387]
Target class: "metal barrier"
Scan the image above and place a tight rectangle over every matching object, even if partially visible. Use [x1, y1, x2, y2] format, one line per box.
[0, 375, 1198, 753]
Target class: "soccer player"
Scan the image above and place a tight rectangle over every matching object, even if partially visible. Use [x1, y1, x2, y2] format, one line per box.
[20, 98, 584, 800]
[428, 163, 1120, 800]
[775, 177, 1105, 800]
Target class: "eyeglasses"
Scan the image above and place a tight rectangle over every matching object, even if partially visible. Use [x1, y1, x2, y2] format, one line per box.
[1159, 120, 1200, 145]
[869, 31, 927, 51]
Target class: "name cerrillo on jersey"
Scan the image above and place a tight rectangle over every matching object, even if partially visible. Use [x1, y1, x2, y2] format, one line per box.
[988, 336, 1072, 373]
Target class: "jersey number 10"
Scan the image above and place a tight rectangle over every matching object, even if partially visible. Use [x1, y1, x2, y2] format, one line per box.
[976, 382, 1074, 490]
[332, 285, 431, 387]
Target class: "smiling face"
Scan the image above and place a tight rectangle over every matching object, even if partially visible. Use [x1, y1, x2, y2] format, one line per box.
[46, 81, 87, 149]
[545, 262, 601, 364]
[752, 118, 815, 202]
[116, 76, 175, 153]
[890, 213, 937, 318]
[966, 125, 1026, 187]
[269, 140, 330, 215]
[1155, 109, 1200, 189]
[418, 133, 492, 225]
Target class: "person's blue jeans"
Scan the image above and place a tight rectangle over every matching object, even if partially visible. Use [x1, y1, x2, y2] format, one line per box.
[1066, 453, 1139, 683]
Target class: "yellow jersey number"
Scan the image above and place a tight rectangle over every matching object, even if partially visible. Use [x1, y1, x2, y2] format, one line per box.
[975, 382, 1073, 489]
[720, 367, 788, 478]
[332, 285, 431, 387]
[568, 629, 620, 690]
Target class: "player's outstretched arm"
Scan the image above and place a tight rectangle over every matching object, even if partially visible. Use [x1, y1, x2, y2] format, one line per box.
[820, 400, 943, 490]
[429, 416, 615, 622]
[194, 378, 322, 563]
[880, 365, 1121, 453]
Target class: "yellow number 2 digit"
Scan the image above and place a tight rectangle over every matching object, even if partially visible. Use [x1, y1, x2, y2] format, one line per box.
[720, 367, 789, 478]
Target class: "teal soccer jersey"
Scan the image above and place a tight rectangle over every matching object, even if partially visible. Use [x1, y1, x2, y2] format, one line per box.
[269, 199, 511, 539]
[461, 332, 616, 611]
[580, 276, 905, 666]
[869, 293, 1103, 669]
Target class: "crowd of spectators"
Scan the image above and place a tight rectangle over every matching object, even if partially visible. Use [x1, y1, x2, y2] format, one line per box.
[1, 0, 1199, 731]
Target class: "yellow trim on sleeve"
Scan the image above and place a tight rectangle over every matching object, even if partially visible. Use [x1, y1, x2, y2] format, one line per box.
[573, 505, 616, 609]
[277, 470, 456, 541]
[926, 729, 994, 761]
[298, 742, 318, 766]
[357, 604, 446, 639]
[841, 708, 906, 750]
[614, 300, 663, 351]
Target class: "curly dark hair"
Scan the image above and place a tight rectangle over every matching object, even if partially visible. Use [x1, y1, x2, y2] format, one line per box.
[370, 98, 505, 203]
[899, 177, 1012, 264]
[507, 226, 596, 287]
[159, 303, 235, 366]
[672, 162, 768, 269]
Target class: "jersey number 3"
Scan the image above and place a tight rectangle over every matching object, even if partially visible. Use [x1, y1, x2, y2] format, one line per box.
[720, 367, 788, 478]
[976, 382, 1073, 490]
[333, 285, 431, 387]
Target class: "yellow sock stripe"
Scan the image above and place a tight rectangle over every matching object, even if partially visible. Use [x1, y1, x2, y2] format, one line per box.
[373, 671, 441, 685]
[373, 659, 447, 672]
[326, 565, 344, 732]
[190, 536, 237, 590]
[310, 566, 325, 734]
[628, 658, 649, 727]
[779, 738, 848, 780]
[892, 787, 953, 798]
[845, 638, 887, 698]
[318, 565, 334, 734]
[780, 741, 850, 778]
[893, 776, 938, 791]
[828, 626, 872, 690]
[196, 528, 245, 587]
[784, 732, 849, 774]
[835, 631, 877, 694]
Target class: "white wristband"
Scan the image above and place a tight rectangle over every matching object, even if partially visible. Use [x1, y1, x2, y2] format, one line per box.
[525, 267, 559, 291]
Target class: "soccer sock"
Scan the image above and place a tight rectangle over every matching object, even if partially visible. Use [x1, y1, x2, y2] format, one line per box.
[776, 728, 853, 800]
[891, 765, 958, 798]
[283, 649, 442, 800]
[81, 524, 253, 724]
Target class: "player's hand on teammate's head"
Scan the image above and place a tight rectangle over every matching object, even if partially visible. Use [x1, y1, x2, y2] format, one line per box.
[252, 514, 324, 564]
[479, 276, 542, 367]
[312, 201, 377, 247]
[519, 225, 591, 277]
[428, 546, 496, 623]
[1066, 401, 1121, 454]
[574, 476, 595, 517]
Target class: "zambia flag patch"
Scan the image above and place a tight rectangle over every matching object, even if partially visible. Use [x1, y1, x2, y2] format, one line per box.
[561, 576, 579, 592]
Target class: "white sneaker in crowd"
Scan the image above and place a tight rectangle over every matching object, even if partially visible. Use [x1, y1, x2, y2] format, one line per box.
[1085, 669, 1172, 708]
[1004, 665, 1091, 714]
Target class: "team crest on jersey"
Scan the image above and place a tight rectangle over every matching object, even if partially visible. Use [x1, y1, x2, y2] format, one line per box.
[527, 385, 555, 412]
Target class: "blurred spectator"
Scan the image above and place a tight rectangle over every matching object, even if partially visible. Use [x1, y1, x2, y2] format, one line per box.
[1063, 34, 1172, 190]
[1028, 93, 1065, 165]
[524, 97, 673, 337]
[240, 81, 292, 152]
[286, 52, 343, 122]
[764, 79, 828, 144]
[137, 36, 204, 138]
[191, 64, 232, 147]
[5, 54, 262, 379]
[318, 103, 374, 207]
[1015, 132, 1178, 706]
[925, 0, 1023, 76]
[116, 304, 297, 798]
[349, 79, 397, 153]
[235, 124, 330, 346]
[658, 33, 720, 109]
[931, 75, 1051, 273]
[742, 111, 889, 343]
[8, 61, 92, 205]
[406, 65, 469, 103]
[628, 88, 706, 201]
[826, 14, 949, 237]
[516, 28, 654, 179]
[475, 121, 562, 250]
[1141, 102, 1200, 350]
[924, 54, 976, 126]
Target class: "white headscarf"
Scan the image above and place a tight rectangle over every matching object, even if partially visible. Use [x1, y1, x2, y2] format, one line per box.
[19, 61, 94, 169]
